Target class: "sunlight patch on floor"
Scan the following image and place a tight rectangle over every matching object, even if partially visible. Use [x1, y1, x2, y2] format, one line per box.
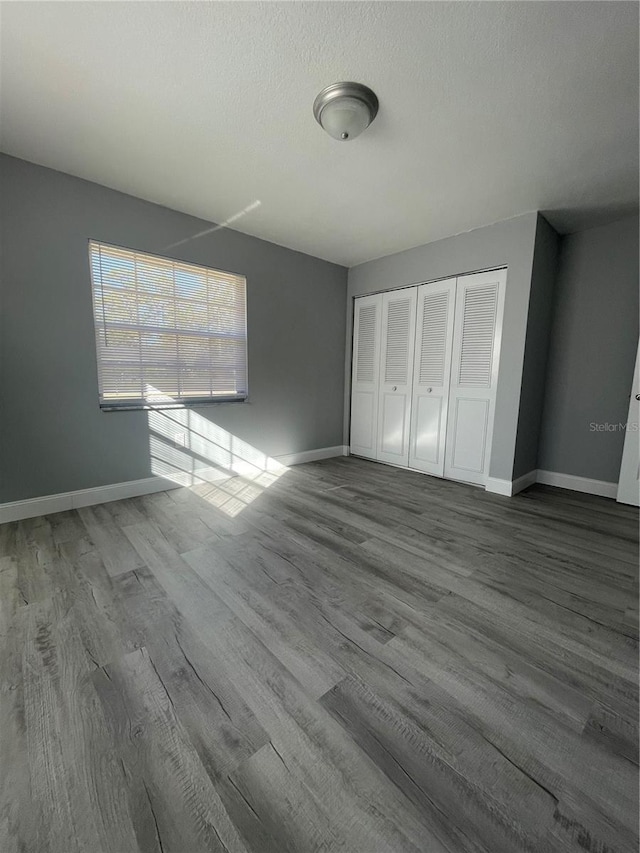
[147, 393, 287, 517]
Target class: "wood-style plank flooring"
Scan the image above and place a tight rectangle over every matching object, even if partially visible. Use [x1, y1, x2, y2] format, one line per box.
[1, 456, 638, 853]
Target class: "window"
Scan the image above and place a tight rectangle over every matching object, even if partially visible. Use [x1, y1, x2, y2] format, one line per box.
[89, 241, 248, 409]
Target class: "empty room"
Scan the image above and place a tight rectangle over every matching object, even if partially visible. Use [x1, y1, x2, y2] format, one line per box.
[0, 2, 638, 852]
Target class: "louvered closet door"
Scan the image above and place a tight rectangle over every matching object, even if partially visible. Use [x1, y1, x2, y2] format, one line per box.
[376, 288, 417, 466]
[350, 294, 382, 459]
[444, 269, 506, 485]
[408, 278, 456, 475]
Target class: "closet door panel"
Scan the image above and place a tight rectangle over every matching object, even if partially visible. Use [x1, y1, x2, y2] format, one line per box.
[380, 392, 408, 456]
[350, 294, 382, 459]
[377, 288, 417, 466]
[351, 392, 376, 451]
[409, 278, 456, 475]
[444, 269, 506, 485]
[412, 396, 443, 464]
[450, 397, 489, 473]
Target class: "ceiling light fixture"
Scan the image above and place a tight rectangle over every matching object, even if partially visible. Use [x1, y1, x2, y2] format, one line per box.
[313, 82, 379, 142]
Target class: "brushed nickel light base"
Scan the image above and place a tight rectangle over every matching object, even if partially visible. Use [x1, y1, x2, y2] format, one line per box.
[313, 82, 379, 141]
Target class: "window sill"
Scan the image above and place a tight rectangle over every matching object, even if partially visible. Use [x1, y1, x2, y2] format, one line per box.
[100, 397, 249, 413]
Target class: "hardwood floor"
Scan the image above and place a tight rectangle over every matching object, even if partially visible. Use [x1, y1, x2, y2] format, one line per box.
[1, 456, 638, 853]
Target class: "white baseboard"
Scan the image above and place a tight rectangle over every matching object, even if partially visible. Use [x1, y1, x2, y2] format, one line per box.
[485, 469, 537, 497]
[0, 445, 349, 524]
[485, 477, 513, 496]
[275, 445, 347, 467]
[0, 476, 179, 524]
[536, 469, 617, 499]
[487, 468, 617, 499]
[512, 469, 539, 495]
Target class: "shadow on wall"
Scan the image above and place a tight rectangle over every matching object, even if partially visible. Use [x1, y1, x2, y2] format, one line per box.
[146, 394, 288, 518]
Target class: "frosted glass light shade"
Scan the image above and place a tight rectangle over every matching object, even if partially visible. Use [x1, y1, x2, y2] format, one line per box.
[313, 82, 379, 142]
[319, 97, 372, 141]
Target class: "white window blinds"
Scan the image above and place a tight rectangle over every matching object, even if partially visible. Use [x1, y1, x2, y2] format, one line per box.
[89, 241, 248, 408]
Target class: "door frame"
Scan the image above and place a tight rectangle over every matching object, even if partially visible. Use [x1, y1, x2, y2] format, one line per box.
[616, 339, 640, 506]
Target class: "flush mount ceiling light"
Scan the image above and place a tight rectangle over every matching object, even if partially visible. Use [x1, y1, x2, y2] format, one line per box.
[313, 82, 379, 142]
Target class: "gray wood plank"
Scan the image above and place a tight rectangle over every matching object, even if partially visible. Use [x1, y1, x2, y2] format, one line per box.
[136, 490, 221, 553]
[320, 674, 559, 853]
[389, 623, 638, 852]
[78, 504, 145, 577]
[21, 599, 140, 853]
[0, 557, 31, 853]
[182, 544, 347, 699]
[113, 565, 270, 779]
[93, 646, 248, 853]
[199, 616, 450, 853]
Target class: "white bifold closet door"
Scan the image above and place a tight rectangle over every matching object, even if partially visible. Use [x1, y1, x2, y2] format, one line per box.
[408, 278, 456, 475]
[444, 269, 506, 485]
[376, 288, 417, 466]
[350, 294, 382, 459]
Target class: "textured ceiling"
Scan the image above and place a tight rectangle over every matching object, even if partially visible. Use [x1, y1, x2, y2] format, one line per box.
[1, 1, 638, 266]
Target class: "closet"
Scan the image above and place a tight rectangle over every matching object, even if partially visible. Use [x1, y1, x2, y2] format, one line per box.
[349, 269, 506, 487]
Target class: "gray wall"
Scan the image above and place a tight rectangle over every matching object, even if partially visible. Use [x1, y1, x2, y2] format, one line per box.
[0, 155, 347, 503]
[347, 212, 539, 481]
[513, 215, 560, 478]
[538, 215, 639, 483]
